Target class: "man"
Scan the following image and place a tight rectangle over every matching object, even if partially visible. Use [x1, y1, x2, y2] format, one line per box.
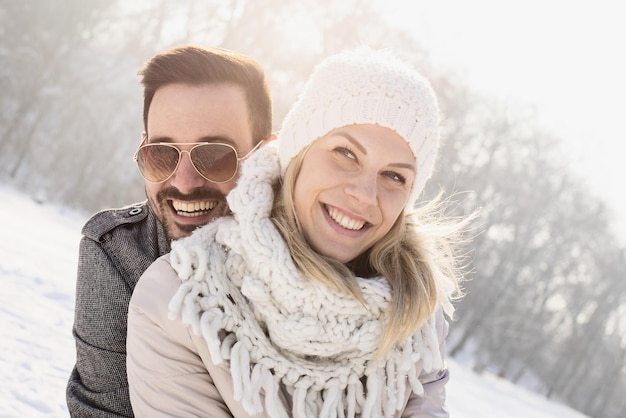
[66, 45, 274, 417]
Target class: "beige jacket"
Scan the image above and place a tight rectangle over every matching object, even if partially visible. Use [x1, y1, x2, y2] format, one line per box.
[127, 255, 450, 417]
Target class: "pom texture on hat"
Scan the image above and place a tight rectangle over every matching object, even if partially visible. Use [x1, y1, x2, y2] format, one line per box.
[278, 47, 441, 206]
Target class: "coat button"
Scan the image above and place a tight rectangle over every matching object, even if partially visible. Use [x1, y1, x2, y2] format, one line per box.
[128, 207, 143, 216]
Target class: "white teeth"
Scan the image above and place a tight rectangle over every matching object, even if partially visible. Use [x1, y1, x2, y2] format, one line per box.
[172, 200, 217, 216]
[327, 206, 365, 230]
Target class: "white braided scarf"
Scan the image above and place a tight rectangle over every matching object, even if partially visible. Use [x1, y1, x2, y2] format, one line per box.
[168, 144, 446, 418]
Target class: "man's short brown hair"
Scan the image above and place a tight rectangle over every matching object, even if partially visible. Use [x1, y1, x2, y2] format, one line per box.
[139, 45, 272, 142]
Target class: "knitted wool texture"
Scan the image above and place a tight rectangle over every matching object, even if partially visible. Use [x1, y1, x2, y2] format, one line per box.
[168, 144, 450, 418]
[278, 47, 441, 207]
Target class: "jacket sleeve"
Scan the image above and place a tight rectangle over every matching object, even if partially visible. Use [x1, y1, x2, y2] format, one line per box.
[127, 256, 234, 418]
[66, 203, 167, 417]
[402, 308, 450, 418]
[66, 236, 135, 418]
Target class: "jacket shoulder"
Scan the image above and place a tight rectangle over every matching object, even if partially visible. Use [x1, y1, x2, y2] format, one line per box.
[82, 201, 151, 241]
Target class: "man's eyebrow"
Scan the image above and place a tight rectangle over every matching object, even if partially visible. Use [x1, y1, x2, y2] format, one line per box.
[197, 135, 237, 146]
[148, 135, 237, 146]
[145, 135, 171, 143]
[333, 131, 416, 172]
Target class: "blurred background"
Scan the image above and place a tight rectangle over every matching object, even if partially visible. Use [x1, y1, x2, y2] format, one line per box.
[1, 1, 624, 417]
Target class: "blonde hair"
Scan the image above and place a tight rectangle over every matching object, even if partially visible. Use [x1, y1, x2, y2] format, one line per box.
[271, 147, 474, 355]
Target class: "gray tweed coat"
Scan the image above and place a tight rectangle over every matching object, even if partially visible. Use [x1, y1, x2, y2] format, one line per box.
[66, 201, 170, 417]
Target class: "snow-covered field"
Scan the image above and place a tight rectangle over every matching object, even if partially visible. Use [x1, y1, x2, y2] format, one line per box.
[0, 185, 590, 417]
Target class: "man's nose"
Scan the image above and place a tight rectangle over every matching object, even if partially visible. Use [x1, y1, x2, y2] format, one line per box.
[168, 151, 206, 193]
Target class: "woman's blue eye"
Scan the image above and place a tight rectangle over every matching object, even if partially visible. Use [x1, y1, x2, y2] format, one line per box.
[335, 147, 356, 160]
[384, 171, 406, 184]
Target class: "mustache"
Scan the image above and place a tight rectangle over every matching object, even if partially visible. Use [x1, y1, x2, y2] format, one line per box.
[157, 186, 226, 202]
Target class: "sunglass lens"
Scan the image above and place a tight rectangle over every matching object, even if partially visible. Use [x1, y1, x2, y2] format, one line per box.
[191, 144, 238, 182]
[137, 145, 179, 182]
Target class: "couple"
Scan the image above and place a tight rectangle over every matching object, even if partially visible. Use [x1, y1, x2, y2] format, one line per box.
[67, 45, 470, 417]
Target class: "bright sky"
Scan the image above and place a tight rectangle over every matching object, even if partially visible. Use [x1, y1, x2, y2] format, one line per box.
[377, 0, 626, 242]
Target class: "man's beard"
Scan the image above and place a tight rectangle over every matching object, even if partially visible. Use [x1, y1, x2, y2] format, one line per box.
[149, 185, 231, 240]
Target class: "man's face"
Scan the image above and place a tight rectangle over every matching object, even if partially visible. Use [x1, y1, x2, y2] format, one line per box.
[144, 83, 255, 240]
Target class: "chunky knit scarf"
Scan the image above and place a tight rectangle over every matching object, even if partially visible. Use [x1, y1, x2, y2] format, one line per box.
[168, 144, 447, 418]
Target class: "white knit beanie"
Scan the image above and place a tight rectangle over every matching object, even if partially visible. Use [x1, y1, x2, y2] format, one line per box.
[278, 47, 441, 207]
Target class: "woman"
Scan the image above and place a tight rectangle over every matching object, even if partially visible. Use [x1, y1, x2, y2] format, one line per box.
[127, 47, 471, 417]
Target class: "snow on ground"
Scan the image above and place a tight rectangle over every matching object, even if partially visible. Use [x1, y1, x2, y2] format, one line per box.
[0, 185, 590, 417]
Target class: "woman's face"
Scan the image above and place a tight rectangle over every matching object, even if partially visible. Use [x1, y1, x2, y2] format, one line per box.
[294, 124, 416, 263]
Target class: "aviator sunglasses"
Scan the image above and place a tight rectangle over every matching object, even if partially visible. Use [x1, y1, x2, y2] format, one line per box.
[133, 139, 263, 183]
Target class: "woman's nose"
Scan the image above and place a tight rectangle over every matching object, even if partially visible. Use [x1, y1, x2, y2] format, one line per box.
[344, 172, 377, 206]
